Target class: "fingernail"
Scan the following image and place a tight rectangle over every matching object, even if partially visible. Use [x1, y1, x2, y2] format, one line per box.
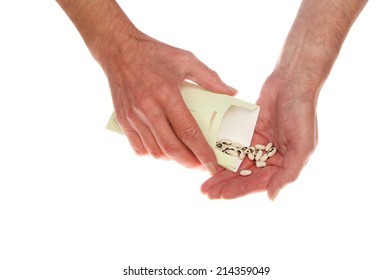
[270, 187, 282, 201]
[205, 162, 217, 175]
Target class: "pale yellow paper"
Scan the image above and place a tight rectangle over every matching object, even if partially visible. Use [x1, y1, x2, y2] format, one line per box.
[106, 82, 260, 172]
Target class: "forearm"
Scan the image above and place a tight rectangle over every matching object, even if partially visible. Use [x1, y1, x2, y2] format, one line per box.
[56, 0, 143, 64]
[275, 0, 368, 101]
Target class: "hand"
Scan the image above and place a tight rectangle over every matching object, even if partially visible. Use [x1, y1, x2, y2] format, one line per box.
[101, 34, 236, 172]
[201, 73, 318, 200]
[56, 0, 237, 172]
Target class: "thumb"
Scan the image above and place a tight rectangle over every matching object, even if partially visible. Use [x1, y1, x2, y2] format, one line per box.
[267, 169, 295, 201]
[267, 152, 307, 201]
[186, 59, 237, 96]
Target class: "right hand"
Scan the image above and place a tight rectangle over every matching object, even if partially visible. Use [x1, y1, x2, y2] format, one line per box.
[100, 34, 237, 172]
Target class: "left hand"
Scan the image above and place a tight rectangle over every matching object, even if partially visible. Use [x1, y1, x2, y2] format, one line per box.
[201, 73, 318, 200]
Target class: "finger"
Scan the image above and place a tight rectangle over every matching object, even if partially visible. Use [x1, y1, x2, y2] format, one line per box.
[122, 126, 148, 156]
[110, 82, 151, 157]
[267, 150, 308, 201]
[139, 106, 202, 169]
[186, 57, 237, 95]
[129, 117, 168, 160]
[119, 110, 167, 160]
[205, 166, 275, 199]
[219, 167, 275, 199]
[201, 168, 238, 194]
[164, 89, 220, 174]
[114, 86, 168, 160]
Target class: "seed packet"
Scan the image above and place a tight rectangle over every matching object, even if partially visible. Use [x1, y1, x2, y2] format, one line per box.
[106, 82, 260, 172]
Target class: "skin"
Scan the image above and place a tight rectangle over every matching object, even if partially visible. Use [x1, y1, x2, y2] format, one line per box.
[57, 0, 368, 200]
[202, 0, 368, 200]
[56, 0, 236, 174]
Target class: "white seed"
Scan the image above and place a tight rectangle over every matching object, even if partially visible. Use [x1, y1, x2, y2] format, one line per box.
[260, 153, 269, 162]
[240, 169, 252, 176]
[255, 150, 263, 161]
[265, 142, 273, 151]
[232, 142, 243, 149]
[267, 147, 277, 157]
[248, 153, 255, 160]
[256, 161, 267, 168]
[221, 139, 232, 145]
[220, 144, 228, 151]
[226, 149, 238, 157]
[255, 144, 265, 150]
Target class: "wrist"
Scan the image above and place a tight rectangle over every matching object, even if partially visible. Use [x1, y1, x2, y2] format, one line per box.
[273, 39, 336, 103]
[272, 0, 368, 102]
[57, 0, 145, 68]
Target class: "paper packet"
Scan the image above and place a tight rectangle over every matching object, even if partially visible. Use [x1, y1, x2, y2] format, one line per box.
[106, 82, 260, 172]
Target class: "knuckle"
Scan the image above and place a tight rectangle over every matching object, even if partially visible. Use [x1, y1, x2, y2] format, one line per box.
[132, 96, 154, 114]
[182, 49, 196, 59]
[116, 114, 130, 130]
[132, 98, 160, 123]
[162, 142, 181, 158]
[149, 148, 165, 159]
[210, 70, 220, 82]
[144, 108, 161, 123]
[180, 50, 197, 64]
[133, 148, 147, 157]
[177, 125, 198, 142]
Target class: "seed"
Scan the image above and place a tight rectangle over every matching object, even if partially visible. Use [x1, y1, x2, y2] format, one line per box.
[256, 161, 267, 168]
[255, 144, 265, 150]
[255, 150, 263, 161]
[232, 142, 243, 149]
[267, 147, 277, 157]
[265, 142, 273, 151]
[260, 153, 269, 162]
[226, 149, 238, 156]
[215, 139, 277, 176]
[240, 169, 252, 176]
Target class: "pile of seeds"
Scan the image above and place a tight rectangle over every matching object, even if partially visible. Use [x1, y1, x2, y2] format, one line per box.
[215, 139, 277, 176]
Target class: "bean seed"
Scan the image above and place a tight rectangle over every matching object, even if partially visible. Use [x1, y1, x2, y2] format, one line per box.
[255, 144, 265, 150]
[240, 169, 252, 176]
[226, 150, 238, 156]
[255, 150, 263, 161]
[215, 138, 277, 176]
[256, 161, 267, 168]
[260, 153, 269, 162]
[232, 142, 243, 149]
[267, 147, 277, 157]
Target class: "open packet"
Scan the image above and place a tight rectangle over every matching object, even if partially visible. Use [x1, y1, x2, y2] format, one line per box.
[106, 82, 260, 172]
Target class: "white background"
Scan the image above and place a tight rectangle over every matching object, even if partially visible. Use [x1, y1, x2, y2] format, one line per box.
[1, 1, 391, 279]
